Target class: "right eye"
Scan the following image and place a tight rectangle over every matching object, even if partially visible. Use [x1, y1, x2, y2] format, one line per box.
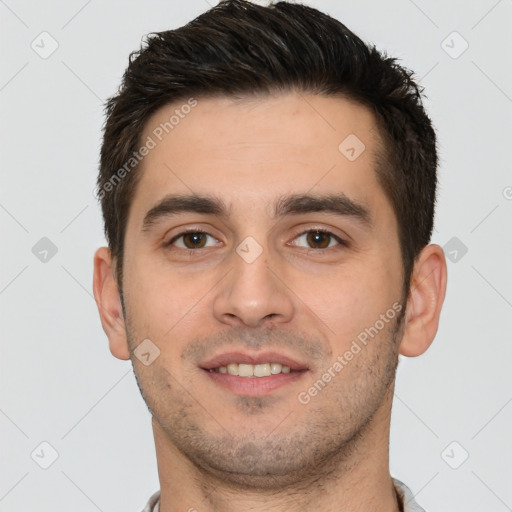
[167, 231, 220, 250]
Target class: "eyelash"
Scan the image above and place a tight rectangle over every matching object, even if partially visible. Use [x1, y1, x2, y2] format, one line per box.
[290, 228, 348, 254]
[166, 229, 218, 251]
[166, 228, 347, 254]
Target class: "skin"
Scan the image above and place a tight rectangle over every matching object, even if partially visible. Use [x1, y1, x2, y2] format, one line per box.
[93, 93, 447, 512]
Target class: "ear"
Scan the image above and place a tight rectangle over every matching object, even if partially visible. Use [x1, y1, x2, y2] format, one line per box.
[399, 244, 447, 357]
[93, 247, 130, 360]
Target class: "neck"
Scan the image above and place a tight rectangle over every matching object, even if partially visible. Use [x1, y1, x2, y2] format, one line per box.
[153, 389, 400, 512]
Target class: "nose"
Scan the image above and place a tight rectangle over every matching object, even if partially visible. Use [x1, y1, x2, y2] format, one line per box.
[212, 246, 295, 328]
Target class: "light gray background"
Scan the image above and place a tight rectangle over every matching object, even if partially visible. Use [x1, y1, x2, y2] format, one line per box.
[1, 0, 511, 511]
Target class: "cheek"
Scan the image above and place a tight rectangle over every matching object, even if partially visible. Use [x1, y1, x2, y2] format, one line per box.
[123, 255, 216, 345]
[291, 261, 400, 349]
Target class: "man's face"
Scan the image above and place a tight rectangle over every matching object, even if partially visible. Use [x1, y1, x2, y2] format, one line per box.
[121, 93, 405, 485]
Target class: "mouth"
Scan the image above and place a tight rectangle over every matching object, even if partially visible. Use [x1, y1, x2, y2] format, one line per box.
[200, 351, 309, 396]
[208, 362, 297, 376]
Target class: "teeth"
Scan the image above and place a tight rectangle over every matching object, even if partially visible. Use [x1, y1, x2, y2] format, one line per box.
[254, 363, 271, 377]
[270, 363, 282, 374]
[227, 363, 239, 376]
[238, 364, 254, 377]
[214, 362, 294, 377]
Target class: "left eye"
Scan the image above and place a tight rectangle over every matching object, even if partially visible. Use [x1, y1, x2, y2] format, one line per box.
[170, 231, 218, 249]
[293, 230, 344, 249]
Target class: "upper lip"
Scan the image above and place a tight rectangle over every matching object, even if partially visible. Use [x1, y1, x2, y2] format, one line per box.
[200, 351, 309, 371]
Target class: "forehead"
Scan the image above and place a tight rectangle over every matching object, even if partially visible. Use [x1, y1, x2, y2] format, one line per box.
[131, 93, 390, 222]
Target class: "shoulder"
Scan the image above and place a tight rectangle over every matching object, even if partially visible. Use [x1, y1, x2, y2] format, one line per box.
[393, 478, 427, 512]
[141, 490, 161, 512]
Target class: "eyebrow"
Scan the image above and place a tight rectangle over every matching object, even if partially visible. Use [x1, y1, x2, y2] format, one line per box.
[275, 193, 372, 228]
[142, 195, 229, 230]
[142, 192, 372, 230]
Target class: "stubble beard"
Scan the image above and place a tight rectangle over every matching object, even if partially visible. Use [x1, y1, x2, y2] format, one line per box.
[127, 308, 404, 491]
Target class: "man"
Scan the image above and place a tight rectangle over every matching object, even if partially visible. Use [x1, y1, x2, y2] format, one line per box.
[93, 1, 447, 510]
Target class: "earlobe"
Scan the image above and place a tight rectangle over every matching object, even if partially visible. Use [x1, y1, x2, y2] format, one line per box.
[92, 247, 131, 360]
[399, 244, 447, 357]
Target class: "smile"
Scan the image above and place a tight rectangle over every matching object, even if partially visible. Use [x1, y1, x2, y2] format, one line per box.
[209, 362, 292, 377]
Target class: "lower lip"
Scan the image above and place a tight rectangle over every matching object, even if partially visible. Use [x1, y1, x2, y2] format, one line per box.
[203, 369, 307, 396]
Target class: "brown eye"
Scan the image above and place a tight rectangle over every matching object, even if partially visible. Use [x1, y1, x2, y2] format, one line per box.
[306, 231, 331, 248]
[293, 230, 345, 250]
[182, 232, 207, 248]
[170, 231, 217, 249]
